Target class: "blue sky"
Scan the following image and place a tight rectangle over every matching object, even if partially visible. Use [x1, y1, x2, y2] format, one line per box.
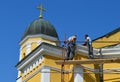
[0, 0, 120, 82]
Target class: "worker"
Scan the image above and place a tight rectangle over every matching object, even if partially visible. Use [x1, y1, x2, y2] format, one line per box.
[83, 34, 94, 59]
[64, 35, 77, 60]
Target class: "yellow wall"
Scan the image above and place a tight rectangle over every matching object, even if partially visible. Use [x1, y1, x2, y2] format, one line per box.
[21, 46, 26, 59]
[62, 55, 100, 82]
[20, 37, 59, 82]
[92, 30, 120, 82]
[20, 37, 57, 60]
[44, 55, 61, 68]
[20, 29, 120, 82]
[21, 37, 57, 47]
[26, 72, 41, 82]
[31, 42, 37, 51]
[92, 31, 120, 48]
[50, 69, 61, 82]
[22, 63, 45, 80]
[104, 74, 120, 82]
[44, 55, 62, 82]
[103, 63, 120, 82]
[44, 55, 75, 82]
[84, 71, 97, 82]
[64, 65, 74, 82]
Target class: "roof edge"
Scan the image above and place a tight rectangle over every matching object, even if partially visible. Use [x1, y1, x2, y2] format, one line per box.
[93, 27, 120, 41]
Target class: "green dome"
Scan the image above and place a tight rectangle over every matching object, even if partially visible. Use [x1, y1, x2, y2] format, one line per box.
[21, 19, 59, 40]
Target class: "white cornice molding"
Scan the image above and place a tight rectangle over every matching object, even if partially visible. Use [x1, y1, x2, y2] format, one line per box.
[17, 49, 45, 70]
[16, 45, 62, 70]
[76, 44, 120, 57]
[76, 45, 97, 57]
[16, 76, 22, 82]
[42, 47, 62, 58]
[23, 65, 61, 82]
[17, 44, 90, 71]
[17, 44, 120, 70]
[95, 48, 120, 57]
[20, 34, 59, 45]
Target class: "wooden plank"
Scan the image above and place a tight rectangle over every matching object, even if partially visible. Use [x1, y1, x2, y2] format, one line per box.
[55, 58, 120, 65]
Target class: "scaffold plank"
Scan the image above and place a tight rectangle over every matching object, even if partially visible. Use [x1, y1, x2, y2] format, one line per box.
[55, 58, 120, 65]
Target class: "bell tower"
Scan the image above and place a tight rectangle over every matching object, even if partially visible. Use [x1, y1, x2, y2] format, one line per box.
[16, 4, 60, 82]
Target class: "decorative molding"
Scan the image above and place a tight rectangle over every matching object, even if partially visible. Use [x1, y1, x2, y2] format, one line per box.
[17, 49, 45, 70]
[23, 65, 61, 82]
[20, 34, 58, 45]
[17, 43, 120, 80]
[22, 55, 44, 76]
[20, 40, 57, 53]
[16, 76, 22, 82]
[20, 41, 41, 49]
[76, 44, 120, 58]
[43, 48, 62, 58]
[95, 48, 120, 58]
[17, 43, 120, 71]
[99, 48, 120, 55]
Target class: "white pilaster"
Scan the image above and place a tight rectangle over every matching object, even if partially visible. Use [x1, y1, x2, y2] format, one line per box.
[41, 67, 50, 82]
[16, 76, 22, 82]
[26, 42, 32, 55]
[74, 65, 83, 82]
[19, 47, 22, 61]
[17, 71, 21, 78]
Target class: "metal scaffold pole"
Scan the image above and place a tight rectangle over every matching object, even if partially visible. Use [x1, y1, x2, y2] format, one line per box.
[61, 34, 66, 82]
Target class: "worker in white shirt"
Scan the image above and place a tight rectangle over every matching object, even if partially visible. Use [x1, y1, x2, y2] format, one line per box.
[83, 34, 94, 59]
[64, 35, 77, 60]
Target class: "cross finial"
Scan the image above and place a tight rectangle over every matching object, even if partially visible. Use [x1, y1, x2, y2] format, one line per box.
[37, 4, 46, 19]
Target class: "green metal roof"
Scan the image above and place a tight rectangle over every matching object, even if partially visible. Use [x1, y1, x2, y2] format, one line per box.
[21, 19, 59, 40]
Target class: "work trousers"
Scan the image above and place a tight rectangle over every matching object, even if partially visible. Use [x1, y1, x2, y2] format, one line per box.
[87, 44, 94, 59]
[66, 42, 76, 60]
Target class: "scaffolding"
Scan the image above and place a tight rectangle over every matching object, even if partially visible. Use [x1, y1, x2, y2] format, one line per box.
[55, 38, 120, 82]
[56, 58, 120, 82]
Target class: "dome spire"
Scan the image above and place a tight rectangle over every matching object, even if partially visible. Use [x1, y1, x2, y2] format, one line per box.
[37, 4, 46, 19]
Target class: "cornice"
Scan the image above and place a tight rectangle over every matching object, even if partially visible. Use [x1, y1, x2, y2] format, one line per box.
[16, 43, 62, 70]
[16, 43, 120, 70]
[23, 65, 61, 82]
[19, 34, 59, 45]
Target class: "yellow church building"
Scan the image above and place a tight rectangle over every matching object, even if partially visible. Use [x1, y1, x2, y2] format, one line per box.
[16, 4, 120, 82]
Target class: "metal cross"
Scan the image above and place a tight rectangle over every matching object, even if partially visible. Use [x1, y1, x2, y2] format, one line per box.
[37, 4, 46, 19]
